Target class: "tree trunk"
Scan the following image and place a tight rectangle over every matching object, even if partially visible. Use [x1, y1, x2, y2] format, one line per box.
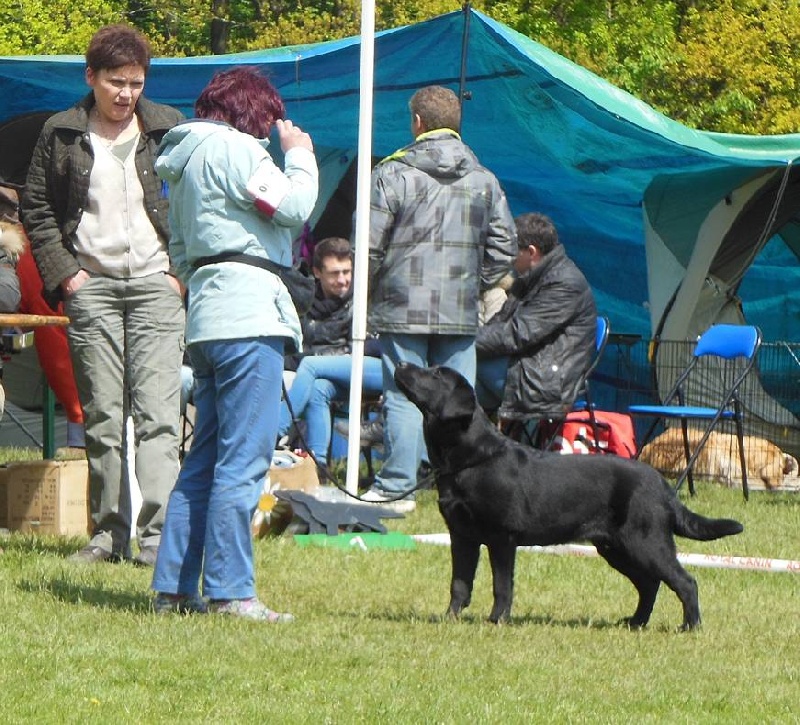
[211, 0, 230, 54]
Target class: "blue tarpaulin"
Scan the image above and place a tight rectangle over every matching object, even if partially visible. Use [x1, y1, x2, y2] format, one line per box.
[1, 8, 799, 343]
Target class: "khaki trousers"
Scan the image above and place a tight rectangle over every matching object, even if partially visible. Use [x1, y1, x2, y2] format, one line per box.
[64, 273, 185, 554]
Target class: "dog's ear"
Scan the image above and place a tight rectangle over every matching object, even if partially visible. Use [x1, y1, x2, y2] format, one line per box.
[437, 375, 477, 422]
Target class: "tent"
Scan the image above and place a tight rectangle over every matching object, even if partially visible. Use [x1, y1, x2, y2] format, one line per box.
[2, 8, 799, 442]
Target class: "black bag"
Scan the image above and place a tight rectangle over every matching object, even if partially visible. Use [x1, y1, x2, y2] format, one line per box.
[192, 252, 315, 315]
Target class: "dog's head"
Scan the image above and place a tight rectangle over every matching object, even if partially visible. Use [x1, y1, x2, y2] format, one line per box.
[394, 362, 476, 424]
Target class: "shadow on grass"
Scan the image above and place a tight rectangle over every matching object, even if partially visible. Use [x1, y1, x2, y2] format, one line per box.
[360, 607, 664, 632]
[755, 491, 800, 508]
[17, 576, 150, 613]
[510, 611, 678, 633]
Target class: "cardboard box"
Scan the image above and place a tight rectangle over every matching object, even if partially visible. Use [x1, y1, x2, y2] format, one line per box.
[0, 459, 90, 536]
[251, 451, 320, 538]
[269, 450, 319, 493]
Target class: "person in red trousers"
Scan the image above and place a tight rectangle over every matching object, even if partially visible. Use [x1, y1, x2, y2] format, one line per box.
[1, 182, 85, 448]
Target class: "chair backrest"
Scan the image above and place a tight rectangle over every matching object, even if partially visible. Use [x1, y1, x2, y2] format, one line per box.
[584, 316, 610, 380]
[595, 316, 610, 356]
[693, 324, 761, 361]
[566, 316, 610, 410]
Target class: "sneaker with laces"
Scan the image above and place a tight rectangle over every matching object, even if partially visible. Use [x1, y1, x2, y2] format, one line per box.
[208, 597, 294, 623]
[334, 419, 384, 448]
[153, 592, 208, 615]
[358, 487, 416, 513]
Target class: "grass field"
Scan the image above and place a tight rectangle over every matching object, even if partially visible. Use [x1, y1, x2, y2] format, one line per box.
[1, 449, 798, 723]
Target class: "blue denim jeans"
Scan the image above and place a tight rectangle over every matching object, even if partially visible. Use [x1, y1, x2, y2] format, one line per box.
[374, 333, 476, 496]
[475, 356, 510, 411]
[152, 337, 284, 600]
[277, 354, 383, 459]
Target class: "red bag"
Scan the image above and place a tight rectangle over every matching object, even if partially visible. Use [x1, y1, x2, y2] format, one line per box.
[546, 411, 636, 458]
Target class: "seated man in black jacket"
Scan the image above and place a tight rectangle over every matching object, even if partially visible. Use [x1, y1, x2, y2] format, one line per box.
[276, 236, 381, 460]
[475, 213, 596, 433]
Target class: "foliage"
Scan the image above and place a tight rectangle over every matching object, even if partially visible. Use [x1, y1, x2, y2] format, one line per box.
[0, 0, 121, 55]
[491, 0, 800, 134]
[125, 0, 219, 55]
[1, 0, 799, 134]
[660, 0, 800, 134]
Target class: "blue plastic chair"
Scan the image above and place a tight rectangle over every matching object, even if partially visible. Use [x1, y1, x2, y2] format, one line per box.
[629, 324, 762, 499]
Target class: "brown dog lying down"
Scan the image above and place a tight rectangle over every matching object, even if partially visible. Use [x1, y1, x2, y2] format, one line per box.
[639, 428, 798, 490]
[394, 362, 744, 631]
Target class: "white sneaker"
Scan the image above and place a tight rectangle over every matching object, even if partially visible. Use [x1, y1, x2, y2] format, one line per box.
[358, 487, 416, 513]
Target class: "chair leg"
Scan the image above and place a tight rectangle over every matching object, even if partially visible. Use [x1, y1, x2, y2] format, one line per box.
[675, 421, 696, 496]
[362, 444, 375, 482]
[179, 411, 193, 462]
[734, 409, 749, 501]
[633, 418, 661, 460]
[539, 416, 562, 450]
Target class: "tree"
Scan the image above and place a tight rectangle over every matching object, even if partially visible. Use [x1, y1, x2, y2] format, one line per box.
[0, 0, 121, 54]
[2, 0, 799, 134]
[659, 0, 800, 133]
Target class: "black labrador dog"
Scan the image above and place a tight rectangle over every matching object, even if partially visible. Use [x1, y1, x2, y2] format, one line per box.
[394, 362, 743, 630]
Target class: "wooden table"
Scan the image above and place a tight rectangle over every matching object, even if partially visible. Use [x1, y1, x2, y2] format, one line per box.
[0, 313, 71, 459]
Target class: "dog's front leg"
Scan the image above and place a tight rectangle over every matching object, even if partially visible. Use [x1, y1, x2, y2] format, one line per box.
[486, 539, 516, 623]
[448, 534, 481, 617]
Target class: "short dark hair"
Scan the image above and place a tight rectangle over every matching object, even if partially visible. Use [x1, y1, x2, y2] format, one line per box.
[85, 24, 152, 74]
[313, 237, 352, 270]
[515, 213, 559, 255]
[409, 86, 461, 133]
[195, 66, 285, 138]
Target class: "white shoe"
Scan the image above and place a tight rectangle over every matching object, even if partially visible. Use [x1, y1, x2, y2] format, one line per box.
[358, 487, 416, 513]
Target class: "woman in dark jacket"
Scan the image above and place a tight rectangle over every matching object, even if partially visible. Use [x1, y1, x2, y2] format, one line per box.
[476, 212, 597, 422]
[21, 25, 185, 567]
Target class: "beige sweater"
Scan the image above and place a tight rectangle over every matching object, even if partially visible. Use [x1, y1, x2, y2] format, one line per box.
[74, 135, 169, 279]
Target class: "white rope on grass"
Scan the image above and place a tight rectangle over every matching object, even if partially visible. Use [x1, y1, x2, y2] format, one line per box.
[411, 533, 800, 573]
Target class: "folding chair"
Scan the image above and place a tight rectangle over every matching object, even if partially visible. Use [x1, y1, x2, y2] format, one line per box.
[629, 324, 762, 500]
[537, 315, 610, 450]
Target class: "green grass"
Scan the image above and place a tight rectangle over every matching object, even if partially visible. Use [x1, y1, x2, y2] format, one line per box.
[1, 449, 798, 723]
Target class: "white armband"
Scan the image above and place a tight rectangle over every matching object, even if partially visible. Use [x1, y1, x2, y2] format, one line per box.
[246, 163, 292, 218]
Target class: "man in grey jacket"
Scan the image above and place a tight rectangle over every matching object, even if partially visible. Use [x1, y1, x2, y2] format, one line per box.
[475, 212, 597, 428]
[361, 85, 517, 511]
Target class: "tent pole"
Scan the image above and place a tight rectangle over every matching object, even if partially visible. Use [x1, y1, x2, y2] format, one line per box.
[457, 1, 472, 132]
[344, 0, 376, 496]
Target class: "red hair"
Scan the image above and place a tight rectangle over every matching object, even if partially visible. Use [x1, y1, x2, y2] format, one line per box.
[194, 66, 285, 138]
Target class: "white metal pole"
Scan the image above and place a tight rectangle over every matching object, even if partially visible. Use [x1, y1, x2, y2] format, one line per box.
[345, 0, 376, 495]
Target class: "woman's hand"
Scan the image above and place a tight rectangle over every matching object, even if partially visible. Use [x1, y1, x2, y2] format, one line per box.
[276, 119, 313, 154]
[166, 273, 185, 297]
[60, 269, 90, 297]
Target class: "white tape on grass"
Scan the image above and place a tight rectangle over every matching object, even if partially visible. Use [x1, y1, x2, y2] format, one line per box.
[412, 534, 800, 573]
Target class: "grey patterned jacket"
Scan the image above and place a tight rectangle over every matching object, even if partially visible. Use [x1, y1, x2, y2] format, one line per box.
[367, 130, 516, 335]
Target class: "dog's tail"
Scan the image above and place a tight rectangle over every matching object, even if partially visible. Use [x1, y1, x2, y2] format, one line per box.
[673, 502, 743, 541]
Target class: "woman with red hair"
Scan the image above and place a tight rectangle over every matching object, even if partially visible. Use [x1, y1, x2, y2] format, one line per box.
[151, 67, 318, 621]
